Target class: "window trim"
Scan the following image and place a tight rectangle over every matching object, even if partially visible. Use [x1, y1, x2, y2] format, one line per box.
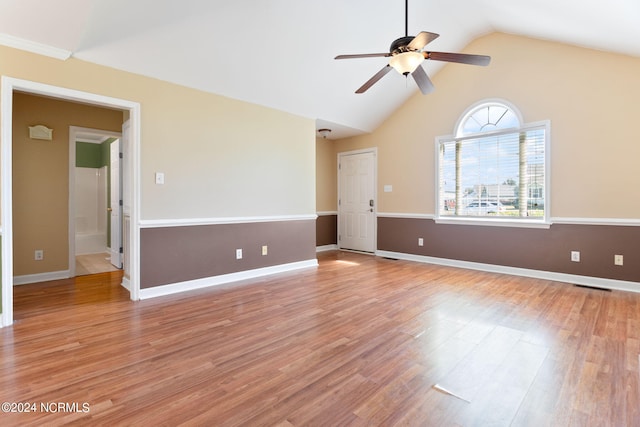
[434, 119, 551, 228]
[454, 98, 524, 138]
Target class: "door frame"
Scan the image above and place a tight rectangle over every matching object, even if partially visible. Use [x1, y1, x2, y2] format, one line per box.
[1, 77, 142, 327]
[337, 148, 377, 253]
[68, 126, 123, 277]
[109, 137, 123, 269]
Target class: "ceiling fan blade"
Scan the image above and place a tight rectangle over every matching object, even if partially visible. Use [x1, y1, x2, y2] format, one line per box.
[424, 51, 491, 66]
[407, 31, 439, 51]
[355, 65, 393, 93]
[411, 66, 435, 95]
[335, 53, 390, 60]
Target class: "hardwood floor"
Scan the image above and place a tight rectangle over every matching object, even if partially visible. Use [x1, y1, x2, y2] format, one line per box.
[1, 251, 639, 426]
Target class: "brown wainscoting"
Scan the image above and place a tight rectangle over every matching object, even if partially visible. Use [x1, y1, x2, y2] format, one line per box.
[140, 219, 316, 288]
[378, 217, 640, 283]
[316, 214, 337, 246]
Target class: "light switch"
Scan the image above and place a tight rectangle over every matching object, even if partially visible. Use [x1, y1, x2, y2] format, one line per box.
[384, 185, 393, 193]
[155, 172, 165, 185]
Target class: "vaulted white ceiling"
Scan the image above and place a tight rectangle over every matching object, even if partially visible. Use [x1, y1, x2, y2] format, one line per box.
[2, 0, 639, 139]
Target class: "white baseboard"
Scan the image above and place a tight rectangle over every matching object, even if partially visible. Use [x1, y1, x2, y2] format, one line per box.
[376, 250, 640, 294]
[121, 276, 131, 292]
[139, 259, 319, 300]
[13, 270, 70, 285]
[316, 244, 338, 252]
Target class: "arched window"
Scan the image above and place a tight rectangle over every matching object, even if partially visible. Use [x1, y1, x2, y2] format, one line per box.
[437, 100, 549, 224]
[456, 101, 521, 137]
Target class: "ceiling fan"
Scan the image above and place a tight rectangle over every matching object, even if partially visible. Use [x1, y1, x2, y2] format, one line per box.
[335, 0, 491, 94]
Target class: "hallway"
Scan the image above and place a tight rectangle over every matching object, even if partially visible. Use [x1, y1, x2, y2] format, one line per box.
[12, 270, 126, 321]
[75, 253, 121, 276]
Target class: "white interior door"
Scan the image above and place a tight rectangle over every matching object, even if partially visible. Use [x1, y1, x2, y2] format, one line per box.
[338, 150, 376, 252]
[110, 138, 122, 268]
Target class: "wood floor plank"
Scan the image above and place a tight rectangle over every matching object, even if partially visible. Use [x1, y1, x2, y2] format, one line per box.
[1, 251, 638, 425]
[453, 340, 549, 426]
[431, 325, 523, 402]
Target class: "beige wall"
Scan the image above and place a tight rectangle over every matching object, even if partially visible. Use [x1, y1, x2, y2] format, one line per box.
[331, 33, 640, 219]
[140, 83, 315, 218]
[1, 45, 316, 223]
[12, 93, 123, 275]
[315, 137, 337, 212]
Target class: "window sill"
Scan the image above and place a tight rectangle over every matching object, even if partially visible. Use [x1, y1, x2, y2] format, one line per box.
[434, 217, 551, 229]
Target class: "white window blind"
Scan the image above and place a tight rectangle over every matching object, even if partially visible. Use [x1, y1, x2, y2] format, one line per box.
[438, 124, 546, 219]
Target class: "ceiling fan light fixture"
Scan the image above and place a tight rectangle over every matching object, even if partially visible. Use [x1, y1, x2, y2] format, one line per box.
[389, 51, 424, 75]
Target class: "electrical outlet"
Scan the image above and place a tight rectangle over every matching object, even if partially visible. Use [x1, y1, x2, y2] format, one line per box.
[614, 254, 623, 266]
[571, 251, 580, 262]
[35, 250, 44, 261]
[236, 249, 242, 260]
[418, 238, 424, 246]
[262, 245, 268, 256]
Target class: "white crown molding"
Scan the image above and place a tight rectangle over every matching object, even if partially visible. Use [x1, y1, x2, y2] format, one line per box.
[376, 250, 640, 294]
[551, 217, 640, 226]
[377, 212, 435, 219]
[0, 33, 71, 60]
[139, 214, 317, 228]
[377, 213, 639, 227]
[139, 259, 318, 300]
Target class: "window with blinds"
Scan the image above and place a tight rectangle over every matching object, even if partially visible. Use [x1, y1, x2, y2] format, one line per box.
[437, 101, 549, 222]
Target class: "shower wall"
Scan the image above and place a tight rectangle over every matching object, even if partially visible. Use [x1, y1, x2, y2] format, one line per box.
[75, 166, 108, 255]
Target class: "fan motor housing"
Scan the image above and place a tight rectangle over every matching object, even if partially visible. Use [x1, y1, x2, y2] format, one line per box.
[390, 36, 416, 54]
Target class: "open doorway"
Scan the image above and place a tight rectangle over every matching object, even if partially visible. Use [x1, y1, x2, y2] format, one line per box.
[1, 77, 141, 327]
[70, 127, 122, 277]
[11, 94, 122, 285]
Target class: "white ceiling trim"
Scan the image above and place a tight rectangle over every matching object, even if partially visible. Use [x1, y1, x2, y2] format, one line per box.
[0, 32, 71, 60]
